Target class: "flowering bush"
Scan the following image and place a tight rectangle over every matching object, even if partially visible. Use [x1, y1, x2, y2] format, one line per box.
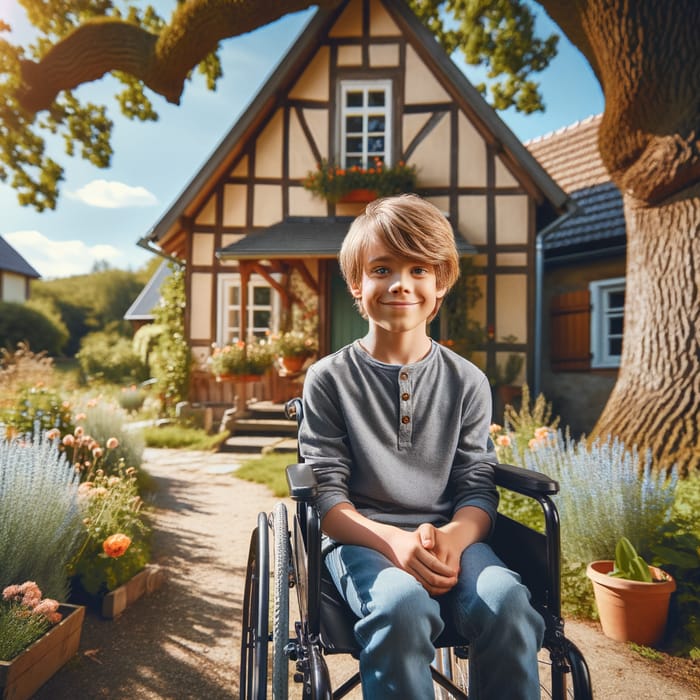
[68, 461, 151, 596]
[303, 158, 417, 203]
[0, 384, 75, 440]
[0, 581, 63, 661]
[208, 340, 274, 377]
[270, 330, 318, 358]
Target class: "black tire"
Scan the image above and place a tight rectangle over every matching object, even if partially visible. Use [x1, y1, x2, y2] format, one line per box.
[240, 512, 270, 700]
[272, 503, 290, 700]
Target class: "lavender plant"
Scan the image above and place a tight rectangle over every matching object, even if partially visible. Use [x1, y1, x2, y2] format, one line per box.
[522, 433, 678, 563]
[0, 431, 83, 601]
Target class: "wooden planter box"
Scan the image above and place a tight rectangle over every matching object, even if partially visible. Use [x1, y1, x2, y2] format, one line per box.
[101, 564, 165, 619]
[0, 604, 85, 700]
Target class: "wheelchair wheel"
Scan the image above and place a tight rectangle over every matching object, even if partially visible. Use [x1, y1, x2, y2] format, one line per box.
[240, 512, 270, 700]
[434, 641, 592, 700]
[538, 638, 592, 699]
[271, 503, 290, 700]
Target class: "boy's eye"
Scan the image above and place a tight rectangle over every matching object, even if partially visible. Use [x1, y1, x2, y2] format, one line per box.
[371, 266, 389, 275]
[412, 266, 429, 275]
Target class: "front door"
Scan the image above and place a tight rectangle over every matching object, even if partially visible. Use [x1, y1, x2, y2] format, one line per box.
[330, 262, 367, 351]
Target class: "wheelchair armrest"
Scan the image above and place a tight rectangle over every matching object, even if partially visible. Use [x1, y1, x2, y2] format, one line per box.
[286, 462, 318, 500]
[494, 462, 559, 497]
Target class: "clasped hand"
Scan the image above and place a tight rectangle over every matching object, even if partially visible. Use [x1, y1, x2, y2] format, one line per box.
[386, 524, 462, 596]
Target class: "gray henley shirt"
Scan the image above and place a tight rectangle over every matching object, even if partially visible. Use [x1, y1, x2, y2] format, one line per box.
[298, 340, 499, 539]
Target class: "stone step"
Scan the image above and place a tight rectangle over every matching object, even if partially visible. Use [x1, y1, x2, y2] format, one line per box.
[233, 417, 298, 435]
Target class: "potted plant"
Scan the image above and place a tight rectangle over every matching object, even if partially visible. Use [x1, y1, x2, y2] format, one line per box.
[208, 340, 274, 381]
[586, 536, 676, 645]
[303, 158, 417, 203]
[271, 331, 318, 374]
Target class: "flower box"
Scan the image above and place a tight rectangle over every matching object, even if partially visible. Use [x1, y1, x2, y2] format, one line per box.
[69, 564, 165, 619]
[0, 604, 85, 700]
[339, 188, 378, 203]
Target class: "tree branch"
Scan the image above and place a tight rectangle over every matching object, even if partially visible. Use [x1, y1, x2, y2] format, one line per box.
[17, 0, 338, 114]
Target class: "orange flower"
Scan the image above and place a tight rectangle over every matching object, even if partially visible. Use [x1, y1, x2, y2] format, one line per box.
[102, 534, 132, 558]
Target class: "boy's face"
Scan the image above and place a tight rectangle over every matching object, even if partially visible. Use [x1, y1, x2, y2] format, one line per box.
[350, 237, 446, 334]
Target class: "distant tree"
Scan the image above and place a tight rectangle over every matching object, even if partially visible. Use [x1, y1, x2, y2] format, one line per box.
[2, 1, 699, 471]
[0, 301, 67, 356]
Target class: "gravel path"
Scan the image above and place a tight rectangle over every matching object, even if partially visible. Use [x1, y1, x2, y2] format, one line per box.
[34, 448, 699, 699]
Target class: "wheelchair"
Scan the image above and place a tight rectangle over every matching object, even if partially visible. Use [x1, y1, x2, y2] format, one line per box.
[240, 398, 592, 699]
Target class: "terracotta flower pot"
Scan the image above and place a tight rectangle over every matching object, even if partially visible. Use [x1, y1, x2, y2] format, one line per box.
[279, 355, 307, 374]
[586, 560, 676, 645]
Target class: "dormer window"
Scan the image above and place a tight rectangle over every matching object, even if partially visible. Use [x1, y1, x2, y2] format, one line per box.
[340, 80, 393, 167]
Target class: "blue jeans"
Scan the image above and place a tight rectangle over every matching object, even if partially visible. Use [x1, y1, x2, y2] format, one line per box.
[324, 541, 545, 699]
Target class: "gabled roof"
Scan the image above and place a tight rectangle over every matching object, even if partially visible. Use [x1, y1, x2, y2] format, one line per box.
[140, 0, 568, 251]
[0, 236, 40, 278]
[526, 114, 626, 256]
[124, 261, 171, 321]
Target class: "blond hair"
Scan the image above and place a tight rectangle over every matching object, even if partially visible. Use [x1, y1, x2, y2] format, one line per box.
[339, 194, 460, 310]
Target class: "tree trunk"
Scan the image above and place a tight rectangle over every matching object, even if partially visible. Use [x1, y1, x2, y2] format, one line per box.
[540, 0, 700, 473]
[590, 193, 700, 475]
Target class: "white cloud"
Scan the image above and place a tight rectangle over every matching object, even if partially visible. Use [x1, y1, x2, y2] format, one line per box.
[68, 179, 158, 208]
[4, 230, 128, 279]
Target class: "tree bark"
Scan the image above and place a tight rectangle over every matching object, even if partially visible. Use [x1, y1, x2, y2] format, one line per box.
[589, 191, 700, 475]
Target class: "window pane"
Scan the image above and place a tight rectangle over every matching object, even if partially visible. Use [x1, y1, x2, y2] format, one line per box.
[368, 91, 385, 106]
[346, 91, 363, 107]
[346, 156, 363, 168]
[346, 116, 363, 132]
[608, 337, 623, 356]
[228, 287, 239, 305]
[608, 316, 624, 334]
[367, 115, 385, 132]
[228, 310, 240, 328]
[368, 136, 385, 153]
[608, 291, 625, 309]
[346, 136, 363, 153]
[253, 287, 271, 305]
[253, 310, 271, 328]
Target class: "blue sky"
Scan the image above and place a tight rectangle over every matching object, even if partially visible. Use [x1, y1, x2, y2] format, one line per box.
[1, 2, 603, 279]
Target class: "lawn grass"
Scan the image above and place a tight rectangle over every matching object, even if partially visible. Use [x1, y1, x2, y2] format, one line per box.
[142, 424, 230, 451]
[234, 452, 292, 497]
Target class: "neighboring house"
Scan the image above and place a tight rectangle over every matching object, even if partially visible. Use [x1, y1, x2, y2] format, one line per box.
[526, 114, 627, 435]
[0, 235, 40, 303]
[124, 261, 172, 331]
[138, 0, 569, 409]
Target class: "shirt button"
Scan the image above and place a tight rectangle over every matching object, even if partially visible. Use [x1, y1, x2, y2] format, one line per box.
[401, 392, 410, 401]
[401, 415, 410, 424]
[400, 372, 408, 380]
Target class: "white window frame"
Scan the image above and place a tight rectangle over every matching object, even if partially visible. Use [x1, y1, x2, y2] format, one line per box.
[339, 79, 393, 168]
[589, 277, 626, 368]
[217, 273, 280, 345]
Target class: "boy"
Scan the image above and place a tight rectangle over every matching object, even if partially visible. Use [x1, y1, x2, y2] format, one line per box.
[298, 194, 544, 698]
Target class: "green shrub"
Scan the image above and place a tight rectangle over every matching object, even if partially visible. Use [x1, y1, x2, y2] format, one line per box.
[77, 331, 148, 384]
[650, 475, 700, 656]
[0, 432, 83, 601]
[0, 301, 67, 356]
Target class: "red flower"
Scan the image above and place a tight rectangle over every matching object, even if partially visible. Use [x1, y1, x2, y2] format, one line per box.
[103, 533, 132, 558]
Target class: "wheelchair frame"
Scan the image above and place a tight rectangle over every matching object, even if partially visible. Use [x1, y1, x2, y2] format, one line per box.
[240, 398, 592, 699]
